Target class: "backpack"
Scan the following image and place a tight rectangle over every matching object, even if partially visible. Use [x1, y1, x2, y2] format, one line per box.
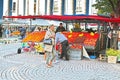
[17, 48, 21, 54]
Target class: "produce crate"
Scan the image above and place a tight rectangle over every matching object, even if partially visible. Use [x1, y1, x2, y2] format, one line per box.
[68, 48, 82, 60]
[107, 56, 117, 63]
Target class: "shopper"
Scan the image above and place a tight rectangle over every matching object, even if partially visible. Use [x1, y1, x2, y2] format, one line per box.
[44, 24, 55, 68]
[5, 28, 11, 38]
[0, 25, 3, 38]
[55, 31, 69, 61]
[55, 23, 66, 33]
[19, 27, 26, 39]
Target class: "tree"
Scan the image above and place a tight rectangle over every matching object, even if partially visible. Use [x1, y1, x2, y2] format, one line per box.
[92, 0, 120, 18]
[93, 0, 120, 49]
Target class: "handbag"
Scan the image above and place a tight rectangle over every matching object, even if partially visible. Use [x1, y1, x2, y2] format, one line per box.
[44, 45, 53, 52]
[43, 38, 52, 45]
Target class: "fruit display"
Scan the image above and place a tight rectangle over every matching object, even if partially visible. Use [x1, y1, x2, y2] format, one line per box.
[74, 36, 86, 43]
[70, 44, 82, 50]
[90, 32, 95, 36]
[11, 31, 30, 36]
[11, 31, 20, 35]
[22, 31, 46, 42]
[22, 31, 99, 50]
[83, 38, 97, 46]
[63, 31, 99, 50]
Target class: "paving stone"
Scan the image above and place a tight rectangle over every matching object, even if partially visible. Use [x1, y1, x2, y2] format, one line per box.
[0, 43, 120, 80]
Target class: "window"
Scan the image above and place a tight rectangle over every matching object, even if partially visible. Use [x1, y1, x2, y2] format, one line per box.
[53, 0, 59, 12]
[76, 0, 82, 12]
[13, 2, 16, 12]
[64, 0, 68, 13]
[34, 0, 36, 15]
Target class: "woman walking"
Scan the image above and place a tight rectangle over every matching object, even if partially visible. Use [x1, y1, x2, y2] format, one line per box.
[44, 24, 55, 68]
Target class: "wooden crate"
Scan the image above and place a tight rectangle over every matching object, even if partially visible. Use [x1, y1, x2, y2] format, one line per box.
[108, 56, 117, 63]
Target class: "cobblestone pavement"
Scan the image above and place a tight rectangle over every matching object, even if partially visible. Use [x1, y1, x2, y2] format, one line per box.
[0, 43, 120, 80]
[0, 43, 21, 56]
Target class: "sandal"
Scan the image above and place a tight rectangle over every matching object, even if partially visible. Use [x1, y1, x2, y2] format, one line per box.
[46, 64, 53, 68]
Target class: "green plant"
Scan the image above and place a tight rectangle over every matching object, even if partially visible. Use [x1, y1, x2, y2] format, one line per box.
[106, 48, 119, 56]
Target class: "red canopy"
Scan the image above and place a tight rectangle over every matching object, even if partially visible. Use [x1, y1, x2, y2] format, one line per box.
[4, 15, 120, 23]
[109, 18, 120, 23]
[39, 15, 110, 21]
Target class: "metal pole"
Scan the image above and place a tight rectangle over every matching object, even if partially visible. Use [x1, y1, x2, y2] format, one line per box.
[29, 19, 32, 32]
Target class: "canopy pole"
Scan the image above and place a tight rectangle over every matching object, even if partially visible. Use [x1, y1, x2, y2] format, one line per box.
[65, 22, 68, 31]
[29, 19, 32, 32]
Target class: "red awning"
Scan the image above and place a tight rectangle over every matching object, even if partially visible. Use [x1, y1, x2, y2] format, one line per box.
[3, 15, 112, 22]
[36, 15, 110, 22]
[109, 18, 120, 23]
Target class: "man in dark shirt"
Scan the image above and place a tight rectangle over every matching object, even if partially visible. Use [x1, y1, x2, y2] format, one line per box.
[55, 23, 66, 33]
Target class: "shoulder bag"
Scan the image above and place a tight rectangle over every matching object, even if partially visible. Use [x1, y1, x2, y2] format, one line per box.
[43, 38, 52, 45]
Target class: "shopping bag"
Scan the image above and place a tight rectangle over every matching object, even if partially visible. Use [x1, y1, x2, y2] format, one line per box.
[43, 38, 52, 45]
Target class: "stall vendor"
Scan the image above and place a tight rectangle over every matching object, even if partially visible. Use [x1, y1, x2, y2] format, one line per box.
[55, 23, 66, 33]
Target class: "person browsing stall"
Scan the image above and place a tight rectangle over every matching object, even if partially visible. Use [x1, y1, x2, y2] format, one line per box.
[55, 32, 69, 60]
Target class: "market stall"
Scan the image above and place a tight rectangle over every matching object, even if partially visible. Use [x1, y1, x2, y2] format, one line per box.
[21, 30, 99, 59]
[4, 15, 115, 59]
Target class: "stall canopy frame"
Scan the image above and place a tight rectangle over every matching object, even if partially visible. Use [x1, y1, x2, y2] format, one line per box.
[3, 15, 120, 32]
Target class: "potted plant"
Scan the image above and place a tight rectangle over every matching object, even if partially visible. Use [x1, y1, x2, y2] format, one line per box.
[106, 48, 119, 63]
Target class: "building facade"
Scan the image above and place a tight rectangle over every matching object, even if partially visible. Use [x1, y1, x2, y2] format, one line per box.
[0, 0, 3, 19]
[2, 0, 97, 18]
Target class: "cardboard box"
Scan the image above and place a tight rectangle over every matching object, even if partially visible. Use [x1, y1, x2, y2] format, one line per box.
[108, 56, 117, 63]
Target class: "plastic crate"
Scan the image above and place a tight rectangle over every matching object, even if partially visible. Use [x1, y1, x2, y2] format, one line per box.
[90, 55, 96, 59]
